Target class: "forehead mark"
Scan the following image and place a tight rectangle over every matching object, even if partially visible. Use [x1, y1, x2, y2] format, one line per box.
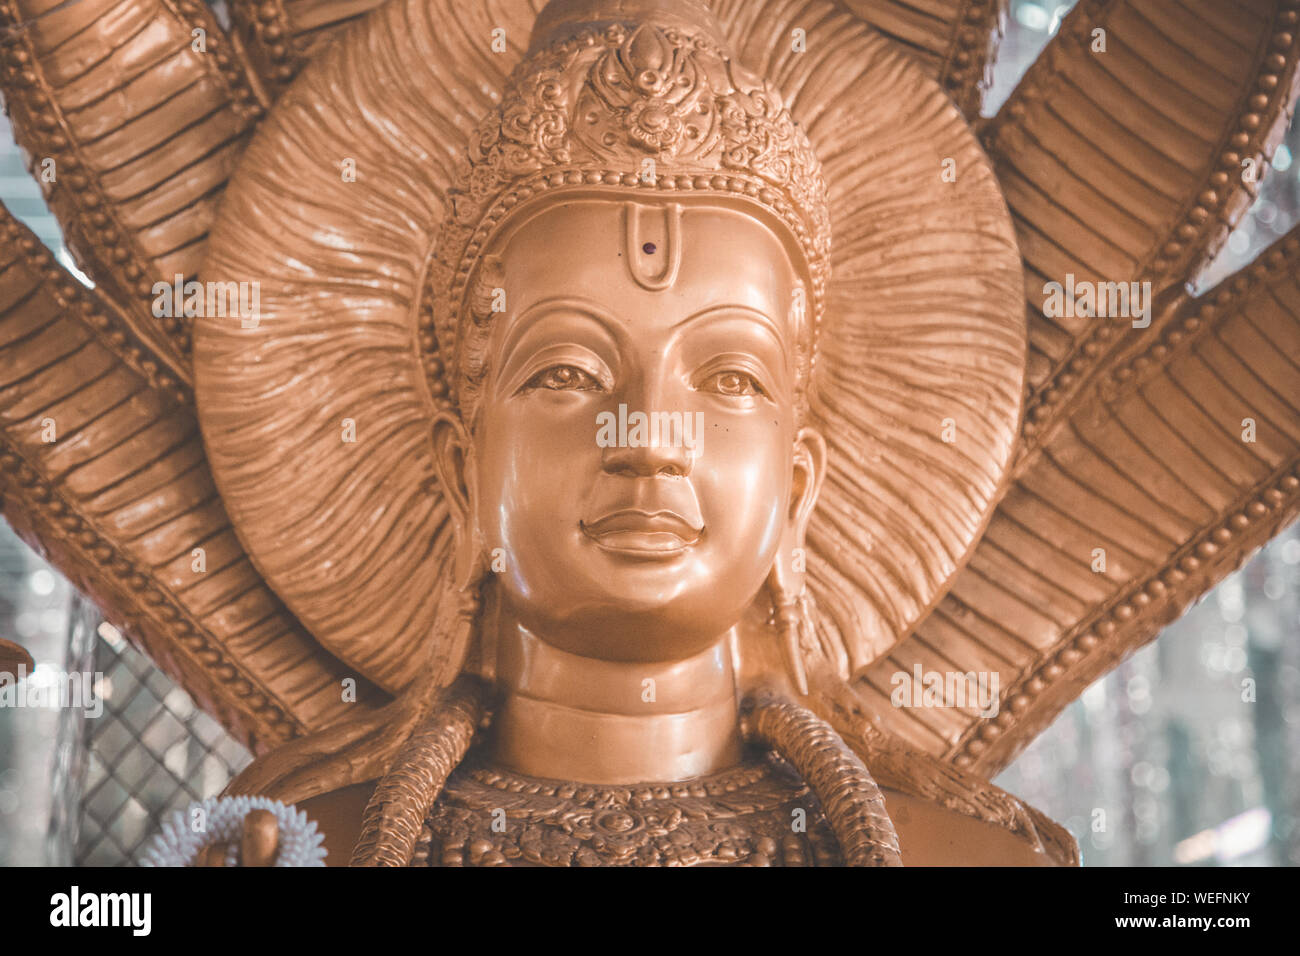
[623, 201, 683, 291]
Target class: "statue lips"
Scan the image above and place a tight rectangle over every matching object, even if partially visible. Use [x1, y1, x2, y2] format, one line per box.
[580, 509, 703, 557]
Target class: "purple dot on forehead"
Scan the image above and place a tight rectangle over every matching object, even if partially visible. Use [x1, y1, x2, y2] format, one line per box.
[642, 242, 657, 255]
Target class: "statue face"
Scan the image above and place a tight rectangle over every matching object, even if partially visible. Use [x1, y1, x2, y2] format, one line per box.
[445, 198, 823, 663]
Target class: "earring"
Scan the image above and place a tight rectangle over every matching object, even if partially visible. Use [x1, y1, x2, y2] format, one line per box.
[422, 573, 485, 689]
[771, 587, 813, 696]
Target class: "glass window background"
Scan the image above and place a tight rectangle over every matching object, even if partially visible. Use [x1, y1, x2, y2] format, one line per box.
[0, 0, 1297, 866]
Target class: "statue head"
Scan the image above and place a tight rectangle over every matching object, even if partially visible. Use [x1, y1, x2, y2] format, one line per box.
[423, 1, 834, 677]
[197, 0, 1026, 711]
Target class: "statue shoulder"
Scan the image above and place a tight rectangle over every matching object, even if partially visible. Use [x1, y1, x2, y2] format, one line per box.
[808, 685, 1079, 865]
[880, 787, 1070, 866]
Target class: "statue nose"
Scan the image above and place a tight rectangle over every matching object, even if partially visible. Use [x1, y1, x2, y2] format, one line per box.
[600, 422, 696, 478]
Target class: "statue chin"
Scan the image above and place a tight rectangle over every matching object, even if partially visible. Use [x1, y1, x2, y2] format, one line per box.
[507, 609, 743, 665]
[478, 525, 782, 661]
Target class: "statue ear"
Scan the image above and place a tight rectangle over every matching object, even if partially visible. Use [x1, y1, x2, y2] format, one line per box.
[432, 411, 485, 591]
[769, 426, 827, 592]
[790, 426, 827, 540]
[765, 427, 830, 693]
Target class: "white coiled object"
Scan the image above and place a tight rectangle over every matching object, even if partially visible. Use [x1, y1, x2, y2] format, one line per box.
[140, 795, 327, 867]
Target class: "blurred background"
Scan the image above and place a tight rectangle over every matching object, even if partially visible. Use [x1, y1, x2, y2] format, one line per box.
[986, 0, 1300, 868]
[0, 0, 1297, 865]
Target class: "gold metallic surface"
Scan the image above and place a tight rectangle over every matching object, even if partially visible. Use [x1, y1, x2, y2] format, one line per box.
[195, 0, 1026, 700]
[421, 754, 844, 866]
[351, 679, 488, 867]
[743, 694, 903, 867]
[492, 626, 744, 783]
[1, 0, 1297, 866]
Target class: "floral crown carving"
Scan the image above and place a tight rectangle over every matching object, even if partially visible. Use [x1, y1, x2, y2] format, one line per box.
[423, 11, 832, 414]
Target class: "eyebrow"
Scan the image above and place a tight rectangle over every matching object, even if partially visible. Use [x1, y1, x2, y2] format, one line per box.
[497, 295, 621, 360]
[671, 304, 788, 349]
[499, 298, 789, 362]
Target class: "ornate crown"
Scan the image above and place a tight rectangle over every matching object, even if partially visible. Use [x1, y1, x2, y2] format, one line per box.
[424, 1, 831, 411]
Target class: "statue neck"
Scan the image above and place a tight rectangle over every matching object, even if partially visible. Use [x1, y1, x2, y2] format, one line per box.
[490, 624, 743, 784]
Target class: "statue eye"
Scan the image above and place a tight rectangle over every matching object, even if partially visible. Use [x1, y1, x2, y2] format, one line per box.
[698, 370, 764, 397]
[525, 364, 602, 391]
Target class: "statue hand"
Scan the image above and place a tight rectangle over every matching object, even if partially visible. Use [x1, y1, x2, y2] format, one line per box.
[194, 809, 279, 867]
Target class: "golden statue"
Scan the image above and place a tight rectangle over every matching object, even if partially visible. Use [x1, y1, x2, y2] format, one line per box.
[1, 0, 1297, 866]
